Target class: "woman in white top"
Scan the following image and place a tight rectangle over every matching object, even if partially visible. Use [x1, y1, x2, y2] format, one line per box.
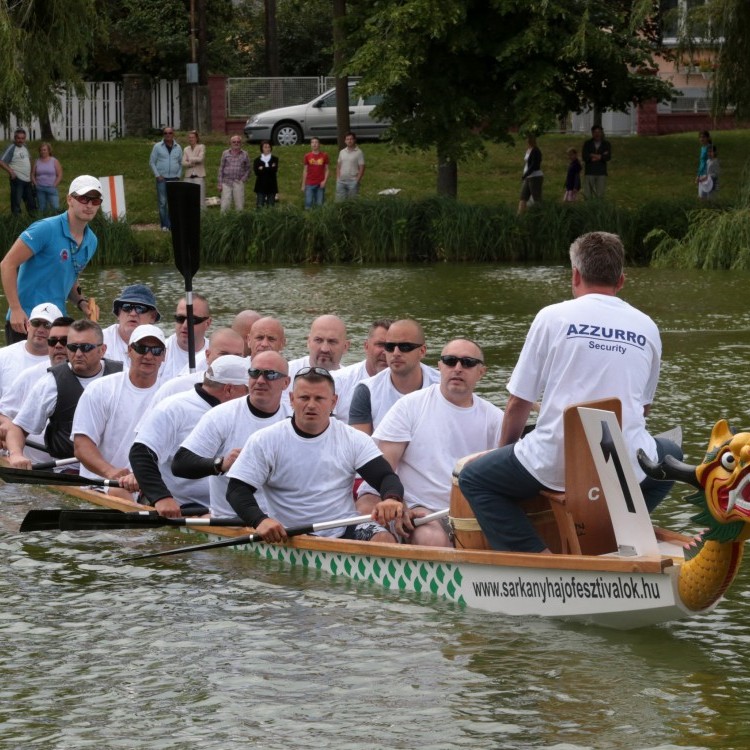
[182, 130, 206, 208]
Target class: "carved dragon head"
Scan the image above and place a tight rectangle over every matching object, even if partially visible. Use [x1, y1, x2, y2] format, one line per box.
[638, 420, 750, 547]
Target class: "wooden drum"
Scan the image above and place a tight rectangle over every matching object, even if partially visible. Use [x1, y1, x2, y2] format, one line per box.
[449, 451, 492, 550]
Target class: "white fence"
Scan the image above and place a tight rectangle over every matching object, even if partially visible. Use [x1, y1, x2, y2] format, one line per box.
[0, 80, 180, 142]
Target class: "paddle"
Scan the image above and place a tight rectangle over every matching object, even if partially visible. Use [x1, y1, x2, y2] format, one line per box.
[31, 457, 79, 471]
[58, 510, 248, 531]
[166, 180, 201, 372]
[0, 465, 119, 488]
[18, 506, 213, 533]
[129, 508, 450, 561]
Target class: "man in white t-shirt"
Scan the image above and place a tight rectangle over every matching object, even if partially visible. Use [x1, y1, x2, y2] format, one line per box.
[225, 366, 404, 541]
[332, 317, 391, 423]
[172, 350, 292, 518]
[101, 284, 161, 365]
[335, 132, 365, 201]
[130, 355, 251, 517]
[159, 294, 212, 381]
[349, 318, 440, 435]
[153, 327, 245, 401]
[458, 232, 683, 553]
[5, 319, 122, 467]
[247, 316, 286, 357]
[287, 314, 350, 380]
[231, 309, 261, 356]
[72, 324, 167, 502]
[0, 301, 63, 400]
[360, 339, 503, 546]
[0, 128, 34, 215]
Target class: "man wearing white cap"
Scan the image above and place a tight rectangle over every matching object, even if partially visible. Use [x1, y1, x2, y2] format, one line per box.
[130, 355, 251, 517]
[0, 174, 103, 344]
[0, 302, 62, 400]
[72, 323, 166, 501]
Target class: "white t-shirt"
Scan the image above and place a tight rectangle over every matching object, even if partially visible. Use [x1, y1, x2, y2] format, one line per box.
[153, 371, 203, 402]
[227, 418, 381, 537]
[373, 384, 504, 511]
[159, 333, 207, 383]
[102, 324, 130, 365]
[134, 387, 213, 506]
[180, 397, 291, 517]
[0, 341, 48, 399]
[0, 360, 50, 419]
[71, 371, 161, 481]
[510, 293, 661, 489]
[332, 359, 369, 423]
[349, 363, 440, 430]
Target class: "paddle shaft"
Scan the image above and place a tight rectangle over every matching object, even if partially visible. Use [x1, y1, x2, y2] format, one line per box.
[130, 508, 450, 561]
[58, 511, 248, 531]
[0, 465, 119, 488]
[32, 458, 79, 471]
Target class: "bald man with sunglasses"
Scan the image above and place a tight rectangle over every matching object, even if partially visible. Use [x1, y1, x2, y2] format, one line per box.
[1, 175, 102, 344]
[159, 294, 212, 382]
[357, 339, 503, 546]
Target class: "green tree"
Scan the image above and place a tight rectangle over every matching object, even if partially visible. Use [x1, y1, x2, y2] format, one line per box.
[0, 0, 103, 126]
[347, 0, 674, 196]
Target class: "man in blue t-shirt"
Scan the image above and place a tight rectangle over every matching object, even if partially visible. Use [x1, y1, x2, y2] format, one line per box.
[0, 175, 102, 344]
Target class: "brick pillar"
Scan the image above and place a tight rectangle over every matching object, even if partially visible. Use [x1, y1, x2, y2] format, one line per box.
[208, 75, 228, 134]
[636, 99, 659, 136]
[123, 74, 152, 137]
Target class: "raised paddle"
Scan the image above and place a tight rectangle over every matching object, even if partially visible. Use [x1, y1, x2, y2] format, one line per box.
[166, 180, 201, 372]
[19, 506, 212, 533]
[58, 511, 248, 531]
[129, 508, 450, 561]
[0, 465, 120, 488]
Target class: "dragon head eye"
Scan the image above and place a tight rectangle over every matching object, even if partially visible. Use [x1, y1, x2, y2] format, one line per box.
[720, 451, 737, 472]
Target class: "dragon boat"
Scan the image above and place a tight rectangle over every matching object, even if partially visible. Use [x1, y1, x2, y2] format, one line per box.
[11, 400, 750, 631]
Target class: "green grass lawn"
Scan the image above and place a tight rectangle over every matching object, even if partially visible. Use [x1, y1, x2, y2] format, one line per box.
[2, 129, 748, 226]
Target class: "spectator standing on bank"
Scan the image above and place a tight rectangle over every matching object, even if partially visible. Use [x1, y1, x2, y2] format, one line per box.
[253, 141, 279, 208]
[32, 142, 63, 213]
[563, 147, 581, 202]
[301, 137, 329, 209]
[695, 130, 711, 191]
[0, 128, 35, 216]
[518, 133, 543, 214]
[182, 130, 206, 209]
[149, 126, 182, 232]
[699, 144, 720, 200]
[218, 136, 251, 213]
[582, 125, 611, 199]
[335, 132, 365, 201]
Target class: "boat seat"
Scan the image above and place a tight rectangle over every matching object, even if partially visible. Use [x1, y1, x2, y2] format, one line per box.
[533, 398, 621, 555]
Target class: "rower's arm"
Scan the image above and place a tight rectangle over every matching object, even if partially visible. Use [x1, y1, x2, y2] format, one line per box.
[499, 394, 534, 447]
[74, 434, 130, 481]
[171, 446, 217, 478]
[129, 442, 172, 504]
[226, 477, 267, 527]
[358, 455, 404, 500]
[4, 421, 30, 469]
[348, 383, 373, 435]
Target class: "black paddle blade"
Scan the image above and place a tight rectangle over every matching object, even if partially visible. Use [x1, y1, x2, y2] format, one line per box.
[167, 181, 200, 284]
[0, 466, 112, 487]
[19, 509, 64, 532]
[59, 510, 165, 531]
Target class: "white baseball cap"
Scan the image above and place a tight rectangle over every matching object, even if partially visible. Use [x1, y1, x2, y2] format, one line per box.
[68, 175, 103, 196]
[29, 302, 64, 323]
[205, 355, 251, 385]
[129, 324, 167, 346]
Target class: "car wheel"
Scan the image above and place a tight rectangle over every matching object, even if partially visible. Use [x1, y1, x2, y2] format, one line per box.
[272, 123, 303, 147]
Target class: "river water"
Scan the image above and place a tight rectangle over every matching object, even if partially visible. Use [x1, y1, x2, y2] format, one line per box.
[2, 263, 750, 750]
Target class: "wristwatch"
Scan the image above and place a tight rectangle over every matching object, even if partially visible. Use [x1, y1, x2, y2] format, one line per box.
[213, 456, 224, 475]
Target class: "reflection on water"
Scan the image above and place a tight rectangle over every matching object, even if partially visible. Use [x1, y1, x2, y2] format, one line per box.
[3, 264, 750, 748]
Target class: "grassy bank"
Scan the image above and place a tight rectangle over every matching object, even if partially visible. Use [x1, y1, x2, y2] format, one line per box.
[0, 130, 748, 266]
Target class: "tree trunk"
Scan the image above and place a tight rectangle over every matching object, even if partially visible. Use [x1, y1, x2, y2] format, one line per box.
[265, 0, 280, 78]
[436, 151, 457, 198]
[333, 0, 349, 151]
[39, 110, 54, 141]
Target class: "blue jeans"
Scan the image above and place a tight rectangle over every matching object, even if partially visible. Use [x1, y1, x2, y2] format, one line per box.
[9, 178, 35, 215]
[156, 178, 179, 229]
[36, 185, 59, 213]
[304, 184, 325, 209]
[335, 179, 359, 202]
[458, 438, 683, 552]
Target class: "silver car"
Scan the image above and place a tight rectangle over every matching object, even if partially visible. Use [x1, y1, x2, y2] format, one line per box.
[244, 86, 389, 146]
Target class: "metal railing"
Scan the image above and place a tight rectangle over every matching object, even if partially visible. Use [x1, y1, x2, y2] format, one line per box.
[226, 76, 341, 118]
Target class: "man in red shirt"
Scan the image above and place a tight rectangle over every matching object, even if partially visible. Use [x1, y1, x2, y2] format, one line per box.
[301, 137, 329, 209]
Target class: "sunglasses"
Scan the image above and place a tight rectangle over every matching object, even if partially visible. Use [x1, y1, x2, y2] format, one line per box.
[131, 343, 166, 356]
[72, 194, 103, 206]
[174, 314, 209, 325]
[29, 319, 52, 329]
[248, 368, 286, 381]
[119, 303, 153, 315]
[439, 355, 484, 369]
[47, 336, 68, 347]
[66, 342, 101, 353]
[384, 341, 422, 353]
[294, 366, 334, 382]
